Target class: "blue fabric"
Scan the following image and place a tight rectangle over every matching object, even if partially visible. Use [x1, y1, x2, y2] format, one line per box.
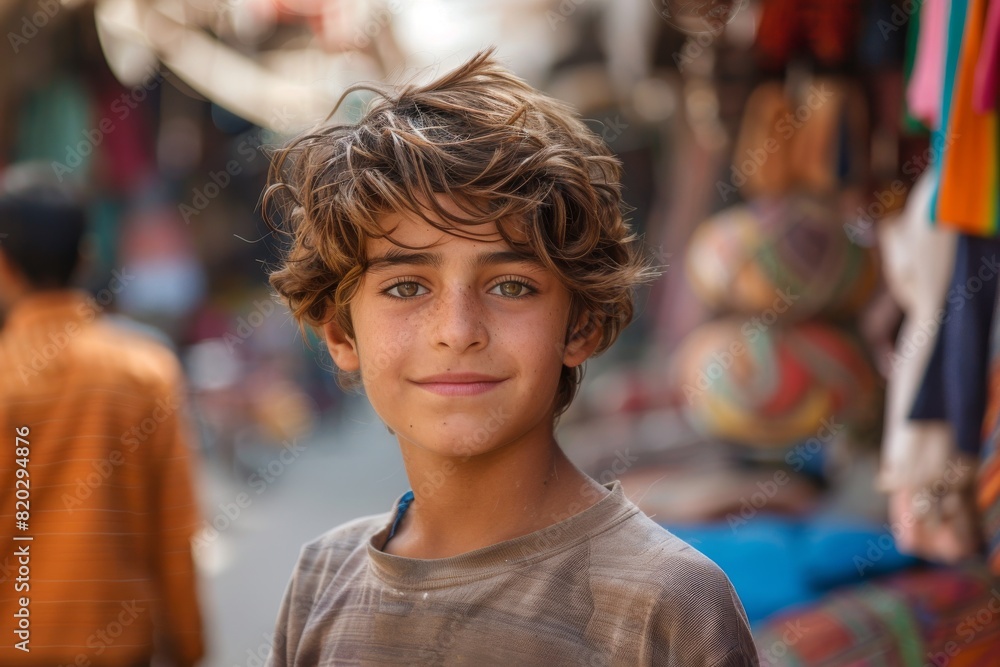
[909, 234, 1000, 455]
[386, 490, 415, 544]
[661, 515, 920, 625]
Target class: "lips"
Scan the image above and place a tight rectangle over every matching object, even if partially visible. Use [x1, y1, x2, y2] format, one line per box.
[412, 372, 505, 383]
[411, 373, 507, 397]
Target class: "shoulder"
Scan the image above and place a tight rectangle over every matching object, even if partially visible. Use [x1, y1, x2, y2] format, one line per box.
[597, 512, 737, 598]
[591, 512, 758, 663]
[276, 512, 393, 616]
[79, 318, 184, 392]
[304, 511, 393, 553]
[290, 511, 394, 582]
[591, 509, 721, 579]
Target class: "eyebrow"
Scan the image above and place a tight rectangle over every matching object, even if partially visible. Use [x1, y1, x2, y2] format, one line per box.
[365, 248, 546, 272]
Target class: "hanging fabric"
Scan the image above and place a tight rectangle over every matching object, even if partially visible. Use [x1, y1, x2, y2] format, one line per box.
[878, 171, 957, 493]
[977, 283, 1000, 574]
[754, 0, 861, 72]
[906, 0, 948, 129]
[909, 234, 1000, 460]
[934, 0, 1000, 236]
[973, 0, 1000, 113]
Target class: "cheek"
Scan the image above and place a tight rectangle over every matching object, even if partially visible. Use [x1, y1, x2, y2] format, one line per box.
[500, 309, 567, 371]
[355, 321, 412, 387]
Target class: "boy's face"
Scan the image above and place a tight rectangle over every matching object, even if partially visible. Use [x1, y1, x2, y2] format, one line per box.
[322, 199, 601, 459]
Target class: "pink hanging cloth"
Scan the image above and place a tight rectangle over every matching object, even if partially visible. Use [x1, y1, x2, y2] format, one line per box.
[974, 0, 1000, 112]
[907, 0, 949, 128]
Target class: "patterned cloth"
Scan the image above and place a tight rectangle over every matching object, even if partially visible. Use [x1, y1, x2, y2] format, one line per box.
[753, 564, 1000, 666]
[979, 283, 1000, 575]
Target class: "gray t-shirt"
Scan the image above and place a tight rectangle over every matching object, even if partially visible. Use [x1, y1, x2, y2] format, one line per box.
[266, 480, 759, 666]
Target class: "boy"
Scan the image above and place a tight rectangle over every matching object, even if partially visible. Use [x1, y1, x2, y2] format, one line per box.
[262, 49, 758, 666]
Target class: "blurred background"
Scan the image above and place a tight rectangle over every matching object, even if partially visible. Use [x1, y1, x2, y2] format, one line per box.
[2, 0, 1000, 665]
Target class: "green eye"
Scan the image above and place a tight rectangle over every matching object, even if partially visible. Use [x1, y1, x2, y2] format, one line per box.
[491, 279, 536, 298]
[498, 282, 522, 297]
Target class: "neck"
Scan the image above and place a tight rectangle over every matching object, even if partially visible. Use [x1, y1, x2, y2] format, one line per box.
[386, 420, 608, 559]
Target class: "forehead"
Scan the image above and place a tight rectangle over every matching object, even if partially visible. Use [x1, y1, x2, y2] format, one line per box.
[373, 208, 496, 247]
[367, 196, 532, 259]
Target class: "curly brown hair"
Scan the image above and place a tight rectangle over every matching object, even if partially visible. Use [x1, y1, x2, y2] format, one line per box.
[263, 47, 662, 420]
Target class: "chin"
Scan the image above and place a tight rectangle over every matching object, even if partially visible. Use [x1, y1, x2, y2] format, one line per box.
[411, 427, 511, 460]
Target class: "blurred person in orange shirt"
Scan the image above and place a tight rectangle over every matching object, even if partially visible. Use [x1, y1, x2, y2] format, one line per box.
[0, 165, 205, 667]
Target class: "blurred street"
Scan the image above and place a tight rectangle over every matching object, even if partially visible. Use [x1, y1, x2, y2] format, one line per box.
[196, 396, 402, 667]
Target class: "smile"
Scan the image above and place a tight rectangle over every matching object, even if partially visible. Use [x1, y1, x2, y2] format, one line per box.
[413, 373, 506, 396]
[411, 379, 507, 396]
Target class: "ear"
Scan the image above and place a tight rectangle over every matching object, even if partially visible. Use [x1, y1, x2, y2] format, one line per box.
[321, 319, 361, 372]
[563, 311, 603, 368]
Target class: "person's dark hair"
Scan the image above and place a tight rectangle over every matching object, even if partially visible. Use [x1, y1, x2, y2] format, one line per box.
[0, 163, 87, 289]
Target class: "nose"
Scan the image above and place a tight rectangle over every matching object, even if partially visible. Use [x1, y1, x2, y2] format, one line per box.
[429, 282, 489, 353]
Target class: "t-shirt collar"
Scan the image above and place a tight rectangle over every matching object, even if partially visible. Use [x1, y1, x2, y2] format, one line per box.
[365, 479, 636, 589]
